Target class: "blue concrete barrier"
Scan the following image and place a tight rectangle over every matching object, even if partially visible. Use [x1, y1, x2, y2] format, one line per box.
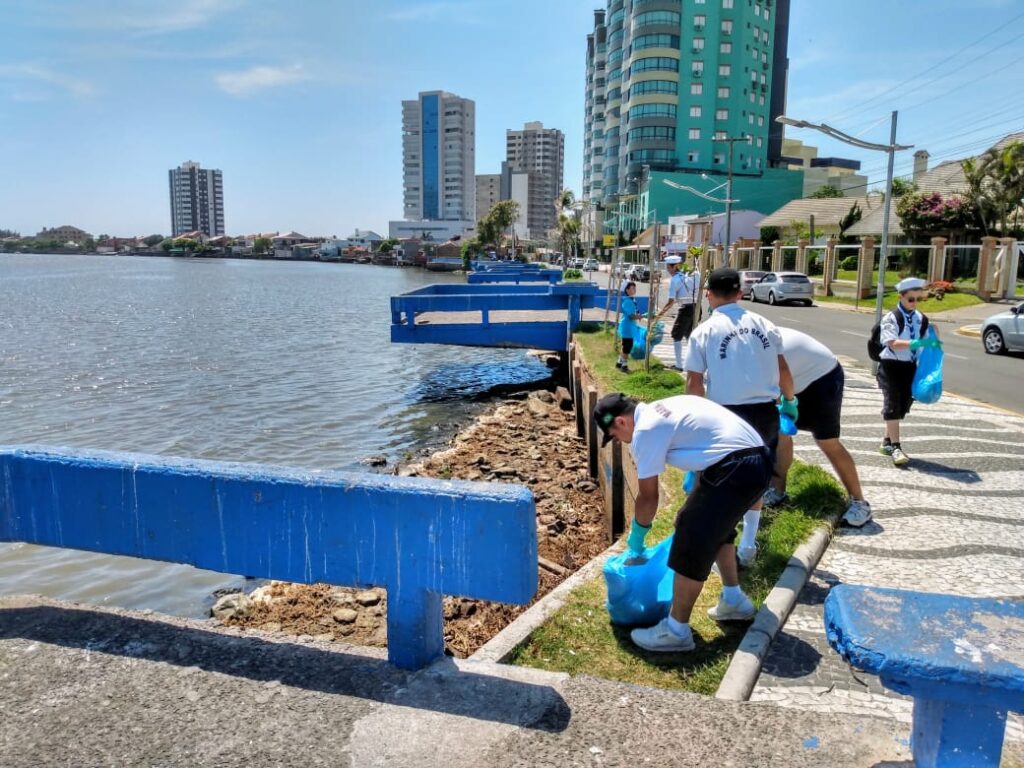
[467, 270, 562, 285]
[825, 584, 1024, 768]
[391, 283, 648, 351]
[0, 446, 538, 670]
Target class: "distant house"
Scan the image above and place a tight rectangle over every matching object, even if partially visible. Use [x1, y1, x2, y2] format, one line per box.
[344, 229, 384, 251]
[756, 197, 872, 243]
[36, 225, 92, 244]
[674, 210, 765, 247]
[846, 131, 1024, 240]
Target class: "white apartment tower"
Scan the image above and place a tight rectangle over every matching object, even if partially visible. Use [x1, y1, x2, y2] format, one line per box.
[506, 121, 564, 238]
[169, 160, 224, 237]
[401, 91, 476, 227]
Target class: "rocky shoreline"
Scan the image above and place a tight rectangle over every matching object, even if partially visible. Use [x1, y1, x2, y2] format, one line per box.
[217, 379, 610, 658]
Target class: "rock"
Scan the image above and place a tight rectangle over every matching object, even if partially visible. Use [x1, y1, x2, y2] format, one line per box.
[249, 585, 276, 605]
[314, 633, 335, 643]
[211, 587, 242, 598]
[531, 390, 556, 404]
[211, 593, 252, 621]
[527, 398, 552, 417]
[260, 622, 282, 632]
[362, 454, 389, 467]
[356, 590, 381, 606]
[578, 480, 598, 493]
[333, 609, 358, 624]
[547, 520, 567, 535]
[492, 466, 519, 477]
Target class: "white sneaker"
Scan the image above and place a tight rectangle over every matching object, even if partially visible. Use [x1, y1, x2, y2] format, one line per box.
[737, 545, 758, 569]
[843, 499, 872, 527]
[708, 594, 756, 622]
[630, 618, 696, 652]
[762, 487, 789, 507]
[891, 447, 910, 466]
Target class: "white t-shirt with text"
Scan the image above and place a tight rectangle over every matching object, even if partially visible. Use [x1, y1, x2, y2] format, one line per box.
[685, 303, 783, 405]
[629, 395, 764, 479]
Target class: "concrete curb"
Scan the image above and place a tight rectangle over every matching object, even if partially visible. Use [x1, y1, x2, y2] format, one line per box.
[470, 539, 625, 664]
[714, 510, 842, 702]
[958, 324, 981, 338]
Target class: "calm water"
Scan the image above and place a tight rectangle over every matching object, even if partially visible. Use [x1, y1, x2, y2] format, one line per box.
[0, 253, 549, 616]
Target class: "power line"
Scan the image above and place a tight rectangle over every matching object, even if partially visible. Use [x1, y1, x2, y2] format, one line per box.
[821, 11, 1024, 124]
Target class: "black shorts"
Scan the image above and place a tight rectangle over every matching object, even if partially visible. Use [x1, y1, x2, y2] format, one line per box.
[795, 363, 844, 440]
[877, 359, 916, 420]
[622, 336, 634, 356]
[671, 304, 696, 341]
[723, 401, 779, 453]
[668, 447, 772, 582]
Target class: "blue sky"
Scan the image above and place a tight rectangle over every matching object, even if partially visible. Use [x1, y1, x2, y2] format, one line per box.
[1, 0, 1022, 238]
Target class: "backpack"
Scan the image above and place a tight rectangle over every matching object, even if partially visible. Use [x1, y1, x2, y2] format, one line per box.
[868, 310, 929, 362]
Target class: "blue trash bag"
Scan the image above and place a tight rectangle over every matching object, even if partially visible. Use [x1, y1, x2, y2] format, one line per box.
[912, 327, 944, 405]
[779, 413, 798, 436]
[603, 534, 675, 626]
[629, 321, 666, 360]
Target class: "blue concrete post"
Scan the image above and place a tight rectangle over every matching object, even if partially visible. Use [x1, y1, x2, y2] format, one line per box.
[0, 446, 538, 671]
[913, 698, 1008, 768]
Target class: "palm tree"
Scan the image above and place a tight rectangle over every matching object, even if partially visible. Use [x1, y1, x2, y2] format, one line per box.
[554, 189, 579, 261]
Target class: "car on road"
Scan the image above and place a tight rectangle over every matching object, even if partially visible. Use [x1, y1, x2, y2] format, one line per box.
[626, 264, 651, 282]
[980, 302, 1024, 355]
[568, 256, 584, 269]
[738, 270, 767, 299]
[582, 258, 599, 271]
[750, 271, 814, 306]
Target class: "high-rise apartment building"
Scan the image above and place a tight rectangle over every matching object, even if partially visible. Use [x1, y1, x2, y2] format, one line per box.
[505, 121, 564, 239]
[401, 90, 476, 227]
[475, 173, 501, 221]
[583, 0, 791, 209]
[168, 161, 224, 237]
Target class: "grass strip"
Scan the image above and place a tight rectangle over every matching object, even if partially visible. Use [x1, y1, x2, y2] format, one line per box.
[509, 326, 844, 694]
[816, 291, 981, 314]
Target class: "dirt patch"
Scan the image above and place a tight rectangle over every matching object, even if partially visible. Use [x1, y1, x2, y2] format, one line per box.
[221, 389, 609, 657]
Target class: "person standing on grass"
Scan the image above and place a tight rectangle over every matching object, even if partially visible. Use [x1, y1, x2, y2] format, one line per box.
[594, 392, 771, 652]
[877, 277, 942, 466]
[763, 327, 872, 527]
[653, 255, 698, 371]
[685, 268, 797, 568]
[617, 281, 642, 373]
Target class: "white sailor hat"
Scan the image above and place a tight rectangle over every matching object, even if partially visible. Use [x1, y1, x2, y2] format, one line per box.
[896, 277, 926, 293]
[664, 255, 682, 265]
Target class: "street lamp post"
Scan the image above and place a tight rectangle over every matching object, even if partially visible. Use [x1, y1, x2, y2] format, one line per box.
[775, 114, 913, 361]
[662, 178, 739, 265]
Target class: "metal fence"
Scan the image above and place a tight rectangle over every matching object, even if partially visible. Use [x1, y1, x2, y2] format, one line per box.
[947, 244, 982, 282]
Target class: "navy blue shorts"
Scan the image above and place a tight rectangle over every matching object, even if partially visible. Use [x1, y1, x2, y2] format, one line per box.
[724, 401, 779, 453]
[795, 363, 844, 440]
[668, 447, 773, 582]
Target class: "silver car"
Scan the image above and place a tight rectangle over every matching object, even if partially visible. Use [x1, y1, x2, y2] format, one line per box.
[751, 271, 814, 306]
[981, 302, 1024, 355]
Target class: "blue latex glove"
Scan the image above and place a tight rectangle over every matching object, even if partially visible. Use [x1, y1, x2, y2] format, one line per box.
[910, 337, 942, 351]
[779, 396, 799, 420]
[626, 518, 651, 555]
[779, 413, 798, 436]
[682, 471, 696, 493]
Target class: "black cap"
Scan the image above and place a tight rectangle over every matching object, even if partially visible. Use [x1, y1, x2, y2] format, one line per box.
[707, 267, 741, 293]
[594, 392, 634, 446]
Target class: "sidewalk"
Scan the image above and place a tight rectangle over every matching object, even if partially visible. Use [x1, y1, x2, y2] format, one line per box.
[750, 365, 1024, 755]
[0, 594, 912, 767]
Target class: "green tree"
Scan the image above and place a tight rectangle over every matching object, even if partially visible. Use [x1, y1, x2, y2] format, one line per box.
[759, 226, 780, 247]
[82, 238, 96, 251]
[379, 238, 400, 253]
[0, 229, 20, 238]
[808, 185, 843, 199]
[143, 234, 164, 247]
[253, 237, 271, 254]
[838, 201, 863, 244]
[962, 140, 1024, 236]
[890, 178, 918, 198]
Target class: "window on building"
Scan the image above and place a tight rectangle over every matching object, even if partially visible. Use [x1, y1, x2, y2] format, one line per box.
[634, 10, 681, 29]
[634, 33, 681, 52]
[714, 130, 727, 140]
[690, 105, 702, 118]
[721, 19, 733, 34]
[713, 153, 724, 164]
[763, 34, 770, 46]
[628, 103, 678, 119]
[752, 47, 759, 60]
[694, 14, 706, 28]
[718, 64, 731, 76]
[754, 4, 761, 15]
[756, 137, 763, 148]
[748, 113, 754, 124]
[630, 79, 678, 97]
[749, 92, 756, 103]
[756, 158, 762, 169]
[718, 86, 730, 98]
[762, 52, 768, 64]
[720, 42, 731, 54]
[753, 27, 759, 41]
[716, 108, 728, 120]
[693, 37, 705, 51]
[689, 128, 700, 140]
[631, 56, 680, 75]
[758, 115, 764, 126]
[691, 82, 703, 95]
[764, 8, 770, 21]
[628, 126, 677, 142]
[687, 150, 700, 162]
[760, 94, 766, 105]
[692, 60, 704, 76]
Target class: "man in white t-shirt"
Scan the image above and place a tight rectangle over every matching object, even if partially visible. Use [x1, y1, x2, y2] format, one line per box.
[594, 392, 772, 653]
[765, 328, 872, 527]
[653, 255, 700, 371]
[685, 267, 796, 567]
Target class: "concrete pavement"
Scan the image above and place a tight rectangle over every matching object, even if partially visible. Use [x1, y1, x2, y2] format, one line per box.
[0, 595, 912, 767]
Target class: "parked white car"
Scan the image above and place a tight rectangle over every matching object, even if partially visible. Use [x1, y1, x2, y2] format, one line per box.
[750, 271, 814, 306]
[981, 302, 1024, 355]
[582, 258, 599, 271]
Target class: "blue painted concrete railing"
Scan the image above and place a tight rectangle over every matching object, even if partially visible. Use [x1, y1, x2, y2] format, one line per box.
[467, 269, 562, 285]
[391, 283, 649, 351]
[0, 446, 538, 670]
[825, 584, 1024, 768]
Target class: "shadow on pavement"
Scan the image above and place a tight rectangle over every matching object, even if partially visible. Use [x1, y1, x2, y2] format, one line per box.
[905, 459, 982, 482]
[0, 603, 571, 733]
